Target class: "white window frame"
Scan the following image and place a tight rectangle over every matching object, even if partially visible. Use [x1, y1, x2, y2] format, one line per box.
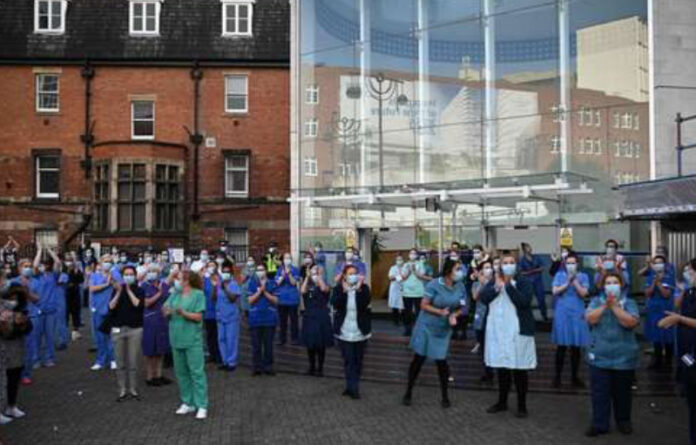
[221, 0, 254, 37]
[129, 0, 161, 36]
[224, 74, 249, 113]
[594, 110, 601, 127]
[634, 142, 641, 158]
[633, 113, 640, 130]
[550, 135, 560, 154]
[224, 155, 249, 198]
[131, 101, 155, 140]
[35, 73, 60, 112]
[594, 139, 602, 155]
[305, 84, 319, 105]
[304, 118, 318, 138]
[577, 108, 585, 126]
[34, 0, 67, 34]
[621, 112, 632, 129]
[35, 229, 58, 251]
[304, 157, 318, 176]
[613, 112, 620, 129]
[35, 155, 60, 199]
[224, 228, 249, 262]
[577, 139, 585, 155]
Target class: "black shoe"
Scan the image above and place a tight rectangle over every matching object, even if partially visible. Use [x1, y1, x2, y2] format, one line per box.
[486, 403, 508, 414]
[88, 347, 97, 353]
[617, 422, 633, 435]
[264, 370, 276, 376]
[515, 408, 528, 418]
[342, 389, 350, 397]
[551, 377, 561, 388]
[252, 370, 262, 376]
[130, 392, 140, 401]
[349, 392, 361, 400]
[584, 426, 608, 437]
[441, 399, 451, 409]
[146, 379, 161, 387]
[571, 378, 586, 389]
[402, 393, 412, 406]
[116, 393, 128, 403]
[157, 376, 173, 385]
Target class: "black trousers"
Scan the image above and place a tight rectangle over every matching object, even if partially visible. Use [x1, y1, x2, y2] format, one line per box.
[405, 354, 450, 401]
[251, 326, 275, 373]
[496, 368, 529, 410]
[340, 340, 366, 395]
[66, 291, 82, 329]
[555, 346, 581, 380]
[6, 366, 22, 406]
[204, 319, 221, 363]
[277, 305, 299, 343]
[589, 366, 633, 432]
[307, 347, 326, 373]
[476, 329, 493, 378]
[402, 297, 422, 335]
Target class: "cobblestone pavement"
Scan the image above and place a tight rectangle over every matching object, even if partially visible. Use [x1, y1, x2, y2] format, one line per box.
[0, 336, 689, 445]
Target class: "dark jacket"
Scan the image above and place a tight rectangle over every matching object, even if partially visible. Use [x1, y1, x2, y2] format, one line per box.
[479, 275, 535, 336]
[331, 283, 372, 338]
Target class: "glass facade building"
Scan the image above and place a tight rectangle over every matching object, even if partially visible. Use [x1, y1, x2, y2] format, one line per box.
[291, 0, 650, 282]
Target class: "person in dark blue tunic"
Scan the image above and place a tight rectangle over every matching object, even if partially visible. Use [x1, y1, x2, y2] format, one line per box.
[658, 257, 696, 445]
[300, 265, 334, 376]
[519, 242, 547, 321]
[644, 254, 676, 370]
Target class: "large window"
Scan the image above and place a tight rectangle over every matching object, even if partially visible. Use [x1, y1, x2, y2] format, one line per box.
[225, 75, 248, 113]
[131, 101, 155, 139]
[117, 164, 147, 231]
[305, 84, 319, 104]
[36, 74, 59, 112]
[93, 163, 110, 232]
[304, 118, 318, 138]
[35, 154, 60, 199]
[304, 157, 318, 176]
[224, 228, 248, 262]
[155, 165, 182, 231]
[34, 0, 66, 34]
[130, 1, 160, 35]
[225, 154, 249, 197]
[222, 0, 253, 36]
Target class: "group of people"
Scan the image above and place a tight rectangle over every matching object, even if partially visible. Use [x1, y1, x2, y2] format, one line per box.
[0, 237, 694, 443]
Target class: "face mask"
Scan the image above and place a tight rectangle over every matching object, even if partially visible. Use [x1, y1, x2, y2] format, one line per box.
[419, 256, 426, 263]
[284, 258, 292, 267]
[207, 266, 216, 275]
[102, 262, 112, 272]
[38, 265, 46, 273]
[345, 252, 354, 261]
[256, 271, 266, 280]
[493, 264, 501, 273]
[652, 263, 665, 273]
[174, 280, 183, 291]
[561, 251, 569, 259]
[144, 257, 153, 264]
[482, 267, 493, 279]
[566, 263, 577, 275]
[22, 267, 33, 277]
[605, 283, 621, 297]
[119, 256, 127, 263]
[220, 246, 227, 252]
[185, 257, 192, 264]
[123, 275, 136, 285]
[501, 264, 516, 277]
[473, 251, 481, 261]
[85, 251, 93, 258]
[603, 261, 615, 271]
[1, 300, 17, 310]
[146, 272, 158, 281]
[221, 272, 231, 281]
[409, 253, 418, 261]
[269, 247, 276, 253]
[162, 256, 169, 262]
[65, 261, 73, 268]
[1, 282, 10, 293]
[684, 269, 692, 282]
[314, 247, 321, 253]
[215, 258, 225, 267]
[346, 274, 359, 285]
[606, 246, 616, 256]
[396, 259, 404, 266]
[449, 255, 459, 261]
[311, 273, 319, 283]
[453, 269, 465, 282]
[247, 261, 255, 268]
[303, 257, 313, 265]
[199, 254, 209, 262]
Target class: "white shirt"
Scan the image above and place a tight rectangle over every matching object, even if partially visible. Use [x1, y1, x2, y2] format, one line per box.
[338, 287, 370, 342]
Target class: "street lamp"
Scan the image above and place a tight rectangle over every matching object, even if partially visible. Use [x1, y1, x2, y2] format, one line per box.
[332, 113, 361, 189]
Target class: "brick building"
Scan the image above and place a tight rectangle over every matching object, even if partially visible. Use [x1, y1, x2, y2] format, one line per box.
[0, 0, 290, 259]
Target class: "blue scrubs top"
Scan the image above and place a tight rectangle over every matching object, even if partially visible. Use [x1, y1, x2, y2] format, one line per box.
[203, 276, 216, 321]
[247, 278, 278, 328]
[216, 279, 241, 323]
[520, 255, 543, 282]
[586, 294, 640, 370]
[274, 266, 300, 306]
[36, 271, 60, 314]
[89, 272, 113, 316]
[11, 276, 40, 317]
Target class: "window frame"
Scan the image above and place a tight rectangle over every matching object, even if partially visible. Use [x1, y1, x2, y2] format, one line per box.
[224, 153, 250, 198]
[34, 0, 66, 34]
[550, 135, 560, 154]
[305, 84, 319, 105]
[221, 0, 254, 37]
[224, 74, 249, 114]
[154, 164, 182, 232]
[129, 0, 161, 36]
[117, 163, 148, 232]
[35, 73, 60, 113]
[34, 152, 61, 199]
[224, 228, 249, 263]
[93, 162, 110, 232]
[304, 118, 318, 138]
[131, 100, 155, 140]
[304, 157, 318, 176]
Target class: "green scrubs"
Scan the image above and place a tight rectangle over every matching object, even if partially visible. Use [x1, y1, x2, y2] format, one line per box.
[165, 288, 208, 409]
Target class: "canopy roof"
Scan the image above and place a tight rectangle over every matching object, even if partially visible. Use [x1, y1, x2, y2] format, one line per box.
[618, 174, 696, 220]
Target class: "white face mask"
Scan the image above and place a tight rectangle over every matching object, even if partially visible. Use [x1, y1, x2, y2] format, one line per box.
[561, 250, 569, 259]
[473, 251, 482, 260]
[345, 251, 354, 261]
[311, 273, 319, 283]
[284, 258, 292, 267]
[482, 267, 493, 279]
[207, 266, 216, 275]
[566, 263, 577, 275]
[256, 270, 266, 280]
[409, 253, 418, 261]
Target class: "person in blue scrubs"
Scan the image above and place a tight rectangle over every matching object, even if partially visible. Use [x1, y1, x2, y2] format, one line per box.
[14, 259, 39, 384]
[214, 262, 241, 371]
[247, 264, 279, 375]
[202, 260, 221, 364]
[240, 256, 256, 321]
[519, 242, 547, 321]
[274, 253, 300, 346]
[54, 269, 69, 350]
[89, 255, 117, 371]
[32, 246, 62, 367]
[550, 251, 590, 388]
[333, 247, 367, 284]
[643, 255, 676, 370]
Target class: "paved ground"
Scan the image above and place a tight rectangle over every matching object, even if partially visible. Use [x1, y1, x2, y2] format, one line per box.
[0, 334, 690, 445]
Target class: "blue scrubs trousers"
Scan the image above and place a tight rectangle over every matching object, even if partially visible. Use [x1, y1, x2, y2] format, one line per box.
[22, 315, 39, 378]
[92, 311, 114, 366]
[217, 318, 240, 367]
[36, 311, 58, 364]
[56, 298, 69, 348]
[589, 366, 633, 432]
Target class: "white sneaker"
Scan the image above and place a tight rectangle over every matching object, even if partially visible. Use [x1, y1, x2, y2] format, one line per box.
[195, 408, 207, 420]
[5, 406, 25, 419]
[71, 331, 82, 341]
[0, 414, 13, 425]
[90, 363, 103, 371]
[110, 361, 118, 370]
[470, 343, 480, 354]
[175, 404, 196, 415]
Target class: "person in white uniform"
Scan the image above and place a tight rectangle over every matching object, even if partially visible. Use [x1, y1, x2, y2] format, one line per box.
[479, 252, 537, 418]
[387, 254, 405, 326]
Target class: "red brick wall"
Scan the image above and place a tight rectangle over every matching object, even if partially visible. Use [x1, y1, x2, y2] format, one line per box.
[0, 64, 289, 255]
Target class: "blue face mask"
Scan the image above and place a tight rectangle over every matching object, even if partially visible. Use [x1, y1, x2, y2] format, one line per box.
[453, 269, 465, 282]
[21, 267, 33, 277]
[123, 275, 136, 285]
[603, 261, 615, 270]
[501, 264, 516, 277]
[146, 272, 158, 282]
[604, 283, 621, 297]
[221, 272, 231, 282]
[346, 274, 359, 285]
[174, 280, 183, 291]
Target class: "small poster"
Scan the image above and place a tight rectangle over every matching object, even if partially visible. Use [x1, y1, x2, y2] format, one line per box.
[559, 227, 573, 248]
[169, 248, 184, 264]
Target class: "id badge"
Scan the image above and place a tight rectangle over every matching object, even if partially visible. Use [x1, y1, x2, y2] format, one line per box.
[111, 327, 121, 334]
[682, 353, 695, 367]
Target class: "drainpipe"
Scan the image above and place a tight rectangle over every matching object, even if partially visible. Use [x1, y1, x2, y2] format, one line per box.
[80, 60, 95, 179]
[190, 62, 204, 220]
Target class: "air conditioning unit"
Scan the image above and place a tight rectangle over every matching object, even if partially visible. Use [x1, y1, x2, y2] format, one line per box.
[205, 137, 216, 148]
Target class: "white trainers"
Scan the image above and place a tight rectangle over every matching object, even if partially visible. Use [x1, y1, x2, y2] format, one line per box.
[195, 408, 207, 420]
[4, 406, 25, 419]
[470, 343, 480, 354]
[0, 414, 13, 425]
[110, 361, 118, 370]
[90, 363, 103, 371]
[71, 331, 82, 341]
[175, 404, 196, 415]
